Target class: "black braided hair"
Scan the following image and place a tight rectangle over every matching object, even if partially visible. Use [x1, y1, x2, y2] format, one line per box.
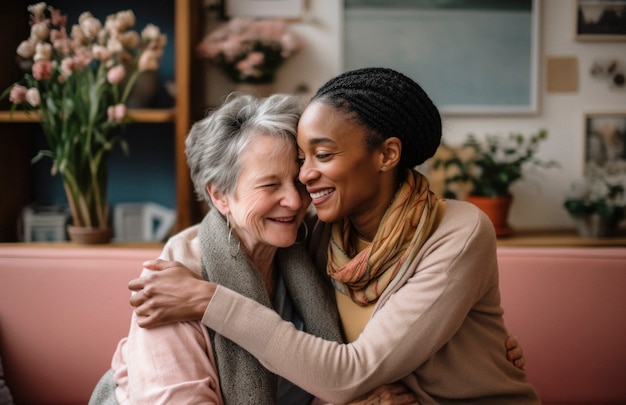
[311, 67, 442, 169]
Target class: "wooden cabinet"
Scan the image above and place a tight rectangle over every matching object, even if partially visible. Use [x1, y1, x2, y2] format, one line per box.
[0, 0, 206, 242]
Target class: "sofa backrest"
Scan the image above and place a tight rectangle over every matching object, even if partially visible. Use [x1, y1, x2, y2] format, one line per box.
[498, 246, 626, 405]
[0, 245, 161, 405]
[1, 244, 625, 404]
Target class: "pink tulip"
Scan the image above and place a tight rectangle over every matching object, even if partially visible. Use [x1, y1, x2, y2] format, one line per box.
[107, 103, 126, 122]
[107, 65, 126, 84]
[60, 57, 75, 76]
[25, 88, 41, 107]
[9, 85, 27, 104]
[138, 49, 161, 71]
[31, 60, 53, 80]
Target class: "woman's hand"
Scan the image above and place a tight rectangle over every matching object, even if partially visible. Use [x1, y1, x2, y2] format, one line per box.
[506, 335, 526, 370]
[345, 383, 419, 405]
[129, 259, 216, 328]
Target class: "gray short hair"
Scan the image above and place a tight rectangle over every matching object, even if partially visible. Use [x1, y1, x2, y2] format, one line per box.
[185, 93, 302, 204]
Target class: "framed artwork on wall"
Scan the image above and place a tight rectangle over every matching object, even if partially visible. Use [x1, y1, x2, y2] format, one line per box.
[584, 112, 626, 173]
[343, 0, 540, 116]
[224, 0, 304, 19]
[575, 0, 626, 41]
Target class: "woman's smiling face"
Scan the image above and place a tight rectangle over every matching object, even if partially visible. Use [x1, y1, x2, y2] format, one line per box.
[296, 101, 391, 230]
[219, 134, 310, 255]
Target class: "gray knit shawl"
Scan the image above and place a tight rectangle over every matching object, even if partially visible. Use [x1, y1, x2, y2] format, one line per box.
[198, 209, 343, 405]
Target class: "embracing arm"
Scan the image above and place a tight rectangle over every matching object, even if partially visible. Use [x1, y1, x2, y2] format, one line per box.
[198, 213, 504, 403]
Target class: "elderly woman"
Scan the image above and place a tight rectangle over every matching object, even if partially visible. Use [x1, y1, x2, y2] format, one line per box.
[91, 93, 421, 405]
[134, 68, 538, 404]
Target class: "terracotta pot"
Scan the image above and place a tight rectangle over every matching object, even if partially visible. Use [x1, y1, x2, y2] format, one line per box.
[466, 194, 513, 237]
[67, 225, 113, 244]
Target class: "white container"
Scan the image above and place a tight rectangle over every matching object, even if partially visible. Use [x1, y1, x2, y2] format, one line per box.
[22, 205, 70, 242]
[113, 202, 176, 242]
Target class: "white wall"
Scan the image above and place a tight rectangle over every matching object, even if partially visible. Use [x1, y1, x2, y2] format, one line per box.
[240, 0, 626, 230]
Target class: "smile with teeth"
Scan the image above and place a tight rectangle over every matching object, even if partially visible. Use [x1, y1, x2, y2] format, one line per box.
[309, 189, 333, 199]
[272, 217, 295, 223]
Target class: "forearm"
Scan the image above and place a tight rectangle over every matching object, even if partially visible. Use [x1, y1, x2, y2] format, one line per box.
[203, 284, 441, 403]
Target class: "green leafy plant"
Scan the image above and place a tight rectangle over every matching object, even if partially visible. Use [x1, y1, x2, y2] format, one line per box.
[431, 129, 559, 198]
[564, 163, 626, 222]
[1, 3, 166, 229]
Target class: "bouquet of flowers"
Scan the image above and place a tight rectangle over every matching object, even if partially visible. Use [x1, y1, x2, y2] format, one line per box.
[196, 18, 300, 83]
[564, 163, 626, 221]
[1, 2, 167, 231]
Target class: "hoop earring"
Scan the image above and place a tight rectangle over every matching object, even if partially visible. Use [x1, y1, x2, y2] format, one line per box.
[226, 216, 240, 257]
[296, 221, 309, 244]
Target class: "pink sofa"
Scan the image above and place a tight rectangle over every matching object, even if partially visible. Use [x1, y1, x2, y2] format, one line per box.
[0, 244, 625, 404]
[0, 245, 162, 405]
[497, 246, 626, 405]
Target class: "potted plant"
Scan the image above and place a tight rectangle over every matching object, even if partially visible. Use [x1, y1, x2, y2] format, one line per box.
[564, 163, 626, 238]
[431, 129, 558, 236]
[2, 3, 167, 243]
[196, 17, 300, 95]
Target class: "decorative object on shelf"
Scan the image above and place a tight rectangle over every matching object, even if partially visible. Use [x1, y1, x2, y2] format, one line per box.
[590, 59, 625, 89]
[564, 163, 625, 238]
[113, 202, 176, 242]
[1, 3, 167, 244]
[196, 17, 300, 89]
[430, 129, 558, 236]
[21, 204, 70, 242]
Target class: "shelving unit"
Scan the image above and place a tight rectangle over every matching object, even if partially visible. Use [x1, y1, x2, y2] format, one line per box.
[496, 228, 626, 247]
[0, 109, 176, 123]
[0, 0, 205, 242]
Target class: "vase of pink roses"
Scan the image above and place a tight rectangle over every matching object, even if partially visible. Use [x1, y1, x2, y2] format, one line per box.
[1, 2, 166, 243]
[196, 17, 300, 96]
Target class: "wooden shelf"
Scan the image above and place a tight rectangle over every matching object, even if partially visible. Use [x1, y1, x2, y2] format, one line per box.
[0, 108, 175, 124]
[496, 228, 626, 247]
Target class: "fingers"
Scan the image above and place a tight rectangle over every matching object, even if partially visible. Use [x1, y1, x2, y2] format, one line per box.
[128, 276, 145, 292]
[142, 259, 179, 270]
[505, 335, 518, 350]
[506, 335, 526, 370]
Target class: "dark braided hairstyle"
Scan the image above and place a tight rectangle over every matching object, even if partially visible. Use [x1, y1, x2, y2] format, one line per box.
[311, 67, 442, 170]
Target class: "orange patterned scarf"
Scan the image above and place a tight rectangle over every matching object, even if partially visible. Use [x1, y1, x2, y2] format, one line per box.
[327, 169, 440, 305]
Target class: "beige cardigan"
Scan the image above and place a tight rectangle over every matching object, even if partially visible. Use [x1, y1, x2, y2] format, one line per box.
[202, 200, 541, 404]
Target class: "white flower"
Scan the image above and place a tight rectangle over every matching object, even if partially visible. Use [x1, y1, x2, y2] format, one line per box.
[25, 87, 41, 107]
[33, 42, 53, 62]
[16, 40, 37, 59]
[27, 2, 47, 17]
[141, 24, 161, 41]
[79, 13, 102, 38]
[30, 21, 50, 41]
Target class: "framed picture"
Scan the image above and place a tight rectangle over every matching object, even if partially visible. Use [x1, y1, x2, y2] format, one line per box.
[225, 0, 304, 19]
[575, 0, 626, 41]
[343, 0, 540, 115]
[584, 112, 626, 172]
